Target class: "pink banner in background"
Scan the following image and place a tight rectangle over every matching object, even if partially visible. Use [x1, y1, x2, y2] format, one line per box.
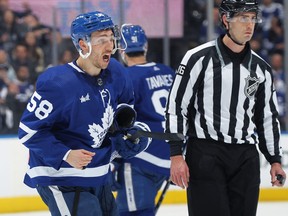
[9, 0, 183, 38]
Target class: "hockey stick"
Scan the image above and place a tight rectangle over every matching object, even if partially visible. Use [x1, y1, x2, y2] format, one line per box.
[127, 130, 185, 141]
[155, 179, 171, 214]
[154, 145, 187, 214]
[112, 105, 185, 142]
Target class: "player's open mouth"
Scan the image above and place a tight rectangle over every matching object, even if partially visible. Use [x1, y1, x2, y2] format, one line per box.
[103, 54, 110, 62]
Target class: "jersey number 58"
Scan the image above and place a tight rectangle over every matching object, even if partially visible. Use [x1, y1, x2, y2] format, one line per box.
[27, 91, 53, 120]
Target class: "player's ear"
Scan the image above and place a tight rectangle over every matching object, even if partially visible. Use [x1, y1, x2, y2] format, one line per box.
[79, 39, 88, 51]
[222, 14, 229, 30]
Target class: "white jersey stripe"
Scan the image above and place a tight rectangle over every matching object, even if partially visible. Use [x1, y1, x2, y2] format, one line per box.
[27, 164, 110, 178]
[124, 163, 136, 211]
[49, 186, 71, 216]
[19, 122, 37, 143]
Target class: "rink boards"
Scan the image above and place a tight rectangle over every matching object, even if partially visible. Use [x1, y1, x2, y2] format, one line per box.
[0, 135, 287, 213]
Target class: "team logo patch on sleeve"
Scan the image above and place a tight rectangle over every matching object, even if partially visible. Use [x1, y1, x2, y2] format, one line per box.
[176, 64, 186, 76]
[244, 75, 259, 99]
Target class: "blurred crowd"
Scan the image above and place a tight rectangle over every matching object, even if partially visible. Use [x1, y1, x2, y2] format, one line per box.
[0, 0, 286, 134]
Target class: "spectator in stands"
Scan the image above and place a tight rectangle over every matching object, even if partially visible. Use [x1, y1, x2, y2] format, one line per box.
[199, 4, 225, 44]
[0, 48, 16, 81]
[23, 14, 52, 48]
[259, 0, 283, 32]
[58, 48, 76, 65]
[6, 64, 34, 133]
[23, 31, 45, 74]
[214, 0, 222, 6]
[0, 60, 10, 85]
[266, 17, 284, 54]
[270, 50, 286, 131]
[0, 64, 13, 133]
[0, 9, 27, 53]
[43, 29, 67, 66]
[184, 0, 205, 42]
[0, 0, 31, 22]
[10, 43, 37, 84]
[258, 0, 284, 49]
[0, 64, 8, 100]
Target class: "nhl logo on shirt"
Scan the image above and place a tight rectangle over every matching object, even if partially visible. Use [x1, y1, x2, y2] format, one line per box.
[244, 75, 259, 99]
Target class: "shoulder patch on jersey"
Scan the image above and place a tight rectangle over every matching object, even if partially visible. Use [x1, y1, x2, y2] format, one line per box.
[244, 75, 260, 99]
[176, 64, 186, 76]
[80, 93, 90, 103]
[153, 66, 160, 71]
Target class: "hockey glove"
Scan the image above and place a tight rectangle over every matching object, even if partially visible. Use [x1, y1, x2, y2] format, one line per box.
[109, 103, 137, 134]
[112, 121, 152, 159]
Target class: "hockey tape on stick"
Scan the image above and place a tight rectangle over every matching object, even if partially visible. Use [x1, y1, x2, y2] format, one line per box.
[128, 130, 185, 141]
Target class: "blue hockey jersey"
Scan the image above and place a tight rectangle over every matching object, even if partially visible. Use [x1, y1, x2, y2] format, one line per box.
[18, 58, 134, 188]
[124, 62, 175, 176]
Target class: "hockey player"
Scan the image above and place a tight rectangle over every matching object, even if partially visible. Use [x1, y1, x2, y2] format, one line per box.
[112, 24, 175, 216]
[18, 11, 151, 216]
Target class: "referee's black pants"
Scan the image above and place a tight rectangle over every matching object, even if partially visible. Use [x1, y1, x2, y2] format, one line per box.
[185, 138, 260, 216]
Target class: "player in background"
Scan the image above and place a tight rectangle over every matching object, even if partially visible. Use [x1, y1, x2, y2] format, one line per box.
[165, 0, 286, 216]
[18, 11, 151, 216]
[111, 24, 175, 216]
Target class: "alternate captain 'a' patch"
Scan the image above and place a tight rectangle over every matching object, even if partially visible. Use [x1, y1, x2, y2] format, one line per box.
[244, 75, 259, 99]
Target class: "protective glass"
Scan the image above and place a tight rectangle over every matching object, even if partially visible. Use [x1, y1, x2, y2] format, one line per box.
[90, 35, 116, 46]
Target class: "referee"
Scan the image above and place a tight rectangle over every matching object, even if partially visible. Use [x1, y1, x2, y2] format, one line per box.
[165, 0, 286, 216]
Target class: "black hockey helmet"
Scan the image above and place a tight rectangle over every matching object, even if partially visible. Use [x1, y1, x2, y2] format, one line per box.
[219, 0, 260, 28]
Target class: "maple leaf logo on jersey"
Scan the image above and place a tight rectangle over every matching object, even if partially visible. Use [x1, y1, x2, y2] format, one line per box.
[88, 104, 114, 148]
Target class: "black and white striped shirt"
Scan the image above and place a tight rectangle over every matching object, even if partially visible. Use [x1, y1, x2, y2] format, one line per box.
[165, 35, 282, 164]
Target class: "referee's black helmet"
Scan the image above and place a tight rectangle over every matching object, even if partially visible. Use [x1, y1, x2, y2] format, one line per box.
[219, 0, 260, 28]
